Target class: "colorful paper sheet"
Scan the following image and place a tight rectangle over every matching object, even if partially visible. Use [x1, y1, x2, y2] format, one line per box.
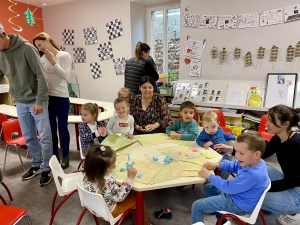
[135, 133, 193, 147]
[101, 134, 137, 151]
[150, 164, 179, 184]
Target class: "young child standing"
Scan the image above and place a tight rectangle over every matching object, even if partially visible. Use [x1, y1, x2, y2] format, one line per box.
[83, 144, 151, 225]
[166, 101, 199, 141]
[192, 132, 270, 224]
[107, 97, 134, 139]
[118, 87, 132, 103]
[79, 103, 107, 155]
[196, 111, 236, 179]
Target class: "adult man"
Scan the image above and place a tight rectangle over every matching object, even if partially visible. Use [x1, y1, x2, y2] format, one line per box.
[0, 23, 52, 186]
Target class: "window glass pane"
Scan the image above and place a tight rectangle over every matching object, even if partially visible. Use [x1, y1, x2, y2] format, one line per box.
[151, 10, 164, 73]
[167, 8, 180, 82]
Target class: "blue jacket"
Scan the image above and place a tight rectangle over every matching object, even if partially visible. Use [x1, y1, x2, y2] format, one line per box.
[208, 159, 270, 212]
[166, 119, 199, 141]
[196, 126, 235, 149]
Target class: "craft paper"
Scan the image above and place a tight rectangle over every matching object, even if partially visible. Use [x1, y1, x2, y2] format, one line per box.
[73, 47, 86, 63]
[198, 15, 218, 29]
[284, 4, 300, 22]
[238, 13, 260, 28]
[189, 82, 207, 102]
[135, 133, 171, 146]
[189, 59, 202, 77]
[217, 15, 237, 29]
[83, 27, 98, 45]
[62, 29, 74, 45]
[182, 39, 206, 60]
[173, 83, 192, 102]
[271, 83, 288, 103]
[149, 164, 179, 185]
[112, 57, 127, 75]
[101, 134, 137, 151]
[182, 13, 199, 27]
[106, 18, 124, 40]
[89, 62, 102, 79]
[97, 41, 113, 61]
[260, 8, 283, 26]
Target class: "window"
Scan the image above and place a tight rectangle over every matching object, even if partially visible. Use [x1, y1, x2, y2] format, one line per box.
[148, 6, 180, 82]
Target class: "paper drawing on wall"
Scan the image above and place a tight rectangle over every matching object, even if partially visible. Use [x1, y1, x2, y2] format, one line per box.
[83, 27, 98, 45]
[97, 41, 113, 61]
[198, 15, 218, 29]
[106, 18, 124, 40]
[271, 83, 288, 103]
[182, 14, 199, 27]
[217, 15, 237, 29]
[173, 83, 192, 103]
[277, 75, 285, 84]
[246, 87, 263, 107]
[189, 59, 202, 77]
[284, 4, 300, 22]
[73, 47, 86, 63]
[286, 45, 295, 64]
[260, 8, 283, 27]
[113, 57, 127, 75]
[237, 13, 259, 28]
[183, 39, 206, 60]
[59, 46, 66, 51]
[62, 29, 74, 45]
[90, 62, 102, 79]
[270, 45, 279, 71]
[24, 8, 35, 26]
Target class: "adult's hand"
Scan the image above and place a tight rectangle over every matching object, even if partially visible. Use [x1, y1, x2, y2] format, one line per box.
[214, 144, 233, 153]
[33, 104, 44, 115]
[135, 125, 149, 133]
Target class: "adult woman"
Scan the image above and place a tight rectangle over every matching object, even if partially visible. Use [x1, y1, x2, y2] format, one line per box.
[33, 32, 72, 169]
[212, 105, 300, 225]
[124, 42, 159, 95]
[130, 76, 170, 134]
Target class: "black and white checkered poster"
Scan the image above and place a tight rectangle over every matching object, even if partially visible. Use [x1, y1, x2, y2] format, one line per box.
[90, 62, 102, 79]
[106, 18, 124, 40]
[83, 27, 98, 45]
[97, 41, 113, 61]
[62, 29, 74, 45]
[112, 57, 127, 75]
[73, 47, 86, 63]
[59, 46, 66, 51]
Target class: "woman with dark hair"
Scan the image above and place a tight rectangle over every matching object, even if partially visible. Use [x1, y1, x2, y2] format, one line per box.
[124, 42, 159, 95]
[130, 76, 170, 134]
[33, 32, 71, 169]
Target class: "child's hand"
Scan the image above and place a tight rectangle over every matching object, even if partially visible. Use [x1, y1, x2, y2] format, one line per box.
[203, 141, 213, 148]
[98, 127, 107, 137]
[203, 162, 219, 170]
[127, 166, 137, 180]
[170, 131, 180, 139]
[199, 168, 211, 178]
[126, 133, 134, 139]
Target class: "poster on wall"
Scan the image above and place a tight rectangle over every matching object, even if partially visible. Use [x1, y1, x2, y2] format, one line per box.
[189, 59, 202, 77]
[260, 8, 283, 26]
[198, 15, 218, 29]
[237, 13, 260, 28]
[284, 4, 300, 22]
[217, 15, 237, 29]
[245, 86, 264, 107]
[173, 83, 192, 102]
[189, 82, 207, 102]
[182, 14, 199, 27]
[182, 39, 207, 60]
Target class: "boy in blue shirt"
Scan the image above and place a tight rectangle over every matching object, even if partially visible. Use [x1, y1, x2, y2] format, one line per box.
[166, 101, 199, 141]
[192, 132, 270, 224]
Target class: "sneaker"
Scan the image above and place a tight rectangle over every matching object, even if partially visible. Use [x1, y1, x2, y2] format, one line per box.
[278, 213, 300, 225]
[22, 167, 41, 180]
[40, 171, 51, 186]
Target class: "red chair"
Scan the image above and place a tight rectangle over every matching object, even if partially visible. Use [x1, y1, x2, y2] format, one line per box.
[178, 107, 197, 121]
[0, 113, 8, 140]
[0, 204, 32, 225]
[2, 119, 27, 171]
[258, 114, 274, 141]
[0, 168, 13, 205]
[213, 110, 233, 134]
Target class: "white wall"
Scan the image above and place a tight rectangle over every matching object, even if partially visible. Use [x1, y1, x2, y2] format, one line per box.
[179, 0, 300, 84]
[42, 0, 132, 102]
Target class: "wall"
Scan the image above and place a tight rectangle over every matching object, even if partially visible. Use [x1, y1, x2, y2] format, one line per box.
[179, 0, 300, 84]
[42, 0, 132, 102]
[0, 0, 44, 42]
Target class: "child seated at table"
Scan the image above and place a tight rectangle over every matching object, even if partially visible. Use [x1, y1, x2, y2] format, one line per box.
[83, 144, 152, 225]
[192, 132, 270, 224]
[166, 101, 199, 141]
[196, 111, 236, 179]
[107, 97, 134, 139]
[79, 103, 107, 155]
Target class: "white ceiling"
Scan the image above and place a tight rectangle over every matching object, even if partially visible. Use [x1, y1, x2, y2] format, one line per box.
[16, 0, 77, 7]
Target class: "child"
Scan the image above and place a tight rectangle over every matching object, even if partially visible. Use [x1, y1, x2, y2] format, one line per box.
[83, 144, 151, 225]
[79, 103, 107, 155]
[166, 101, 199, 141]
[192, 132, 270, 224]
[196, 111, 236, 179]
[114, 87, 132, 115]
[107, 97, 134, 139]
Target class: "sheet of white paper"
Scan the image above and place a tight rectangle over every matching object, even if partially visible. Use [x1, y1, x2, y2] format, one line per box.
[182, 39, 206, 60]
[226, 91, 243, 105]
[260, 8, 283, 26]
[284, 4, 300, 22]
[271, 84, 288, 103]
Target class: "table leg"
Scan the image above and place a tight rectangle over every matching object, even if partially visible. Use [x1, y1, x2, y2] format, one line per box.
[135, 191, 144, 225]
[72, 104, 80, 150]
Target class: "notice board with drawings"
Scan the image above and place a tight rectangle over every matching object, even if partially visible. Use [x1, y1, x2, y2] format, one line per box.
[264, 73, 298, 108]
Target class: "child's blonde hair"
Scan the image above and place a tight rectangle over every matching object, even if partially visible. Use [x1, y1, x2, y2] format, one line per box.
[202, 111, 219, 123]
[118, 87, 132, 102]
[114, 97, 129, 107]
[236, 132, 266, 155]
[83, 144, 116, 189]
[81, 103, 99, 121]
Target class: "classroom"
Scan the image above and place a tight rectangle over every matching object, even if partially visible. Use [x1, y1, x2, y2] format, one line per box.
[0, 0, 300, 225]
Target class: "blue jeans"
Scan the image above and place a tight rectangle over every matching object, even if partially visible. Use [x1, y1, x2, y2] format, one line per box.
[48, 96, 70, 157]
[192, 183, 246, 223]
[261, 164, 300, 214]
[15, 101, 53, 172]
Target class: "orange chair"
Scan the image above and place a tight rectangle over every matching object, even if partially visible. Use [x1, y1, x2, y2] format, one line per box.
[2, 119, 27, 171]
[0, 204, 32, 225]
[258, 114, 274, 142]
[213, 110, 233, 134]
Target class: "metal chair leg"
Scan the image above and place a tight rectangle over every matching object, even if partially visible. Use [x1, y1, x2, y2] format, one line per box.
[4, 145, 9, 170]
[15, 145, 25, 171]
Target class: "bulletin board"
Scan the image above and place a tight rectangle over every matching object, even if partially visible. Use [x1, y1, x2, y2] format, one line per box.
[264, 73, 298, 108]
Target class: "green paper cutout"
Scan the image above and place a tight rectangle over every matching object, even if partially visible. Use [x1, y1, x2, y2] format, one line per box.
[24, 8, 35, 26]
